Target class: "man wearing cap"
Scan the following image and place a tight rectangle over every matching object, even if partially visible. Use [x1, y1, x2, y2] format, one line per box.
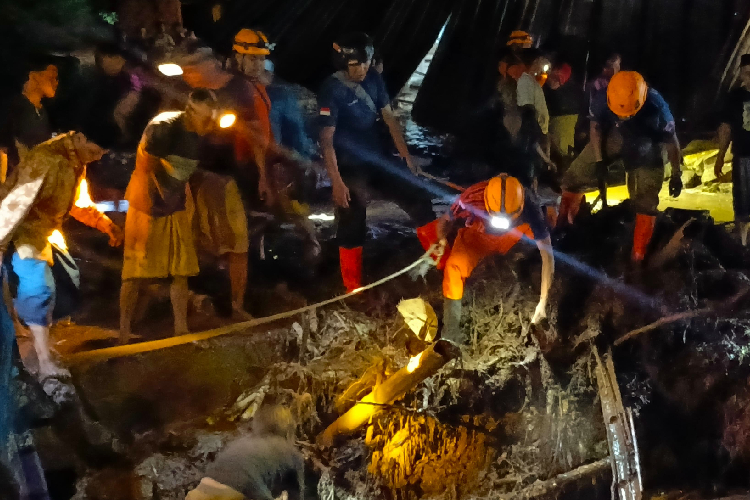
[319, 32, 434, 293]
[416, 174, 554, 344]
[715, 54, 750, 245]
[589, 71, 682, 263]
[119, 90, 217, 343]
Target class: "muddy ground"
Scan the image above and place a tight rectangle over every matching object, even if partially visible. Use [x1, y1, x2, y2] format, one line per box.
[26, 101, 750, 499]
[29, 188, 750, 500]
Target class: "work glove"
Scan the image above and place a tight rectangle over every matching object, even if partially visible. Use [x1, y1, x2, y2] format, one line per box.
[669, 173, 683, 198]
[409, 239, 447, 281]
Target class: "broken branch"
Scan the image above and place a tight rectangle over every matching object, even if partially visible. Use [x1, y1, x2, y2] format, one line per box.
[615, 285, 750, 346]
[613, 309, 710, 346]
[317, 340, 457, 446]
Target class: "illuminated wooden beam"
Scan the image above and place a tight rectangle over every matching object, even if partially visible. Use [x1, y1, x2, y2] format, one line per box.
[318, 340, 457, 446]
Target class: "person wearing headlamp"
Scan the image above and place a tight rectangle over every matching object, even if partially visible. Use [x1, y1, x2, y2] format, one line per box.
[119, 90, 218, 343]
[416, 174, 554, 344]
[319, 32, 434, 293]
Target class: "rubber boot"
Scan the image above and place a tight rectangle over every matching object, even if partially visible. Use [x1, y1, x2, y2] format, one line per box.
[339, 247, 363, 293]
[631, 213, 656, 262]
[557, 191, 584, 228]
[441, 298, 463, 344]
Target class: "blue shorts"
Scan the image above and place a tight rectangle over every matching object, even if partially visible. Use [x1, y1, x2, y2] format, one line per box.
[4, 253, 55, 327]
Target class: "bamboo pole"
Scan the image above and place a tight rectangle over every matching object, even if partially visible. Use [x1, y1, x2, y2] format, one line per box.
[318, 340, 457, 446]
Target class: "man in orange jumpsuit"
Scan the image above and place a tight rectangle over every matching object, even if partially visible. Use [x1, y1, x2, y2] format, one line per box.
[417, 174, 555, 343]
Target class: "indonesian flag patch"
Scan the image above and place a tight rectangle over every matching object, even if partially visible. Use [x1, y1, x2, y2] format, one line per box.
[320, 107, 331, 116]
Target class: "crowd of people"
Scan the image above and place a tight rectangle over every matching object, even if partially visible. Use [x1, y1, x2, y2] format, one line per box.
[1, 21, 750, 499]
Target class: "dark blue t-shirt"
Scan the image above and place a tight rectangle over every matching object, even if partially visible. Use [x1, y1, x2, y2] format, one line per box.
[318, 68, 390, 168]
[592, 87, 675, 169]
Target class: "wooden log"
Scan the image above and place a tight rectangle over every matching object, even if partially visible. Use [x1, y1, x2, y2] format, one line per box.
[318, 340, 457, 446]
[334, 358, 388, 414]
[491, 457, 611, 500]
[593, 347, 642, 500]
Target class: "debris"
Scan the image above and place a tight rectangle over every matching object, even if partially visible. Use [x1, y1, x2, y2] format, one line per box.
[614, 286, 750, 346]
[593, 347, 642, 500]
[489, 457, 611, 500]
[318, 340, 458, 446]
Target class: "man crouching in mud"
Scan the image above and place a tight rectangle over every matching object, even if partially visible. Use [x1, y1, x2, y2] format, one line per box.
[187, 405, 305, 500]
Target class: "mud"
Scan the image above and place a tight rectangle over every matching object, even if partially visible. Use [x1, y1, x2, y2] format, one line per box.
[35, 146, 750, 499]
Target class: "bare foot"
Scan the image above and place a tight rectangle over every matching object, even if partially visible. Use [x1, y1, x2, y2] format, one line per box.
[38, 362, 71, 380]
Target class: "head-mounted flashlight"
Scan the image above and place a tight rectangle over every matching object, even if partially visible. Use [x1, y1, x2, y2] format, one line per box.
[158, 63, 183, 76]
[490, 215, 511, 230]
[219, 112, 236, 128]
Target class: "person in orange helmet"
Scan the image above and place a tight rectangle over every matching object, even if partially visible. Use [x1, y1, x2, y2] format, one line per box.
[416, 174, 554, 344]
[232, 28, 275, 203]
[566, 71, 682, 264]
[499, 31, 533, 80]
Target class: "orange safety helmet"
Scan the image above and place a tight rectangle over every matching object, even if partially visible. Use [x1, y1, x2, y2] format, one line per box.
[233, 29, 271, 55]
[507, 30, 533, 47]
[607, 71, 648, 118]
[484, 174, 525, 220]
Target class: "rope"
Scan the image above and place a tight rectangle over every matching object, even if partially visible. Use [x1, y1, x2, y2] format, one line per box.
[65, 244, 441, 364]
[418, 171, 466, 193]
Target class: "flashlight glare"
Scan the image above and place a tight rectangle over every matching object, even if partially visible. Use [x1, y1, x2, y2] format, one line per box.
[219, 113, 236, 128]
[158, 64, 183, 76]
[543, 64, 550, 72]
[490, 216, 511, 229]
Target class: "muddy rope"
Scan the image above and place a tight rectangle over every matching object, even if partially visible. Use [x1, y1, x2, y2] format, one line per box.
[65, 244, 442, 364]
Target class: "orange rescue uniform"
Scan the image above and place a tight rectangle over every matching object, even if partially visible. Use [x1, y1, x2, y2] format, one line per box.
[417, 180, 549, 300]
